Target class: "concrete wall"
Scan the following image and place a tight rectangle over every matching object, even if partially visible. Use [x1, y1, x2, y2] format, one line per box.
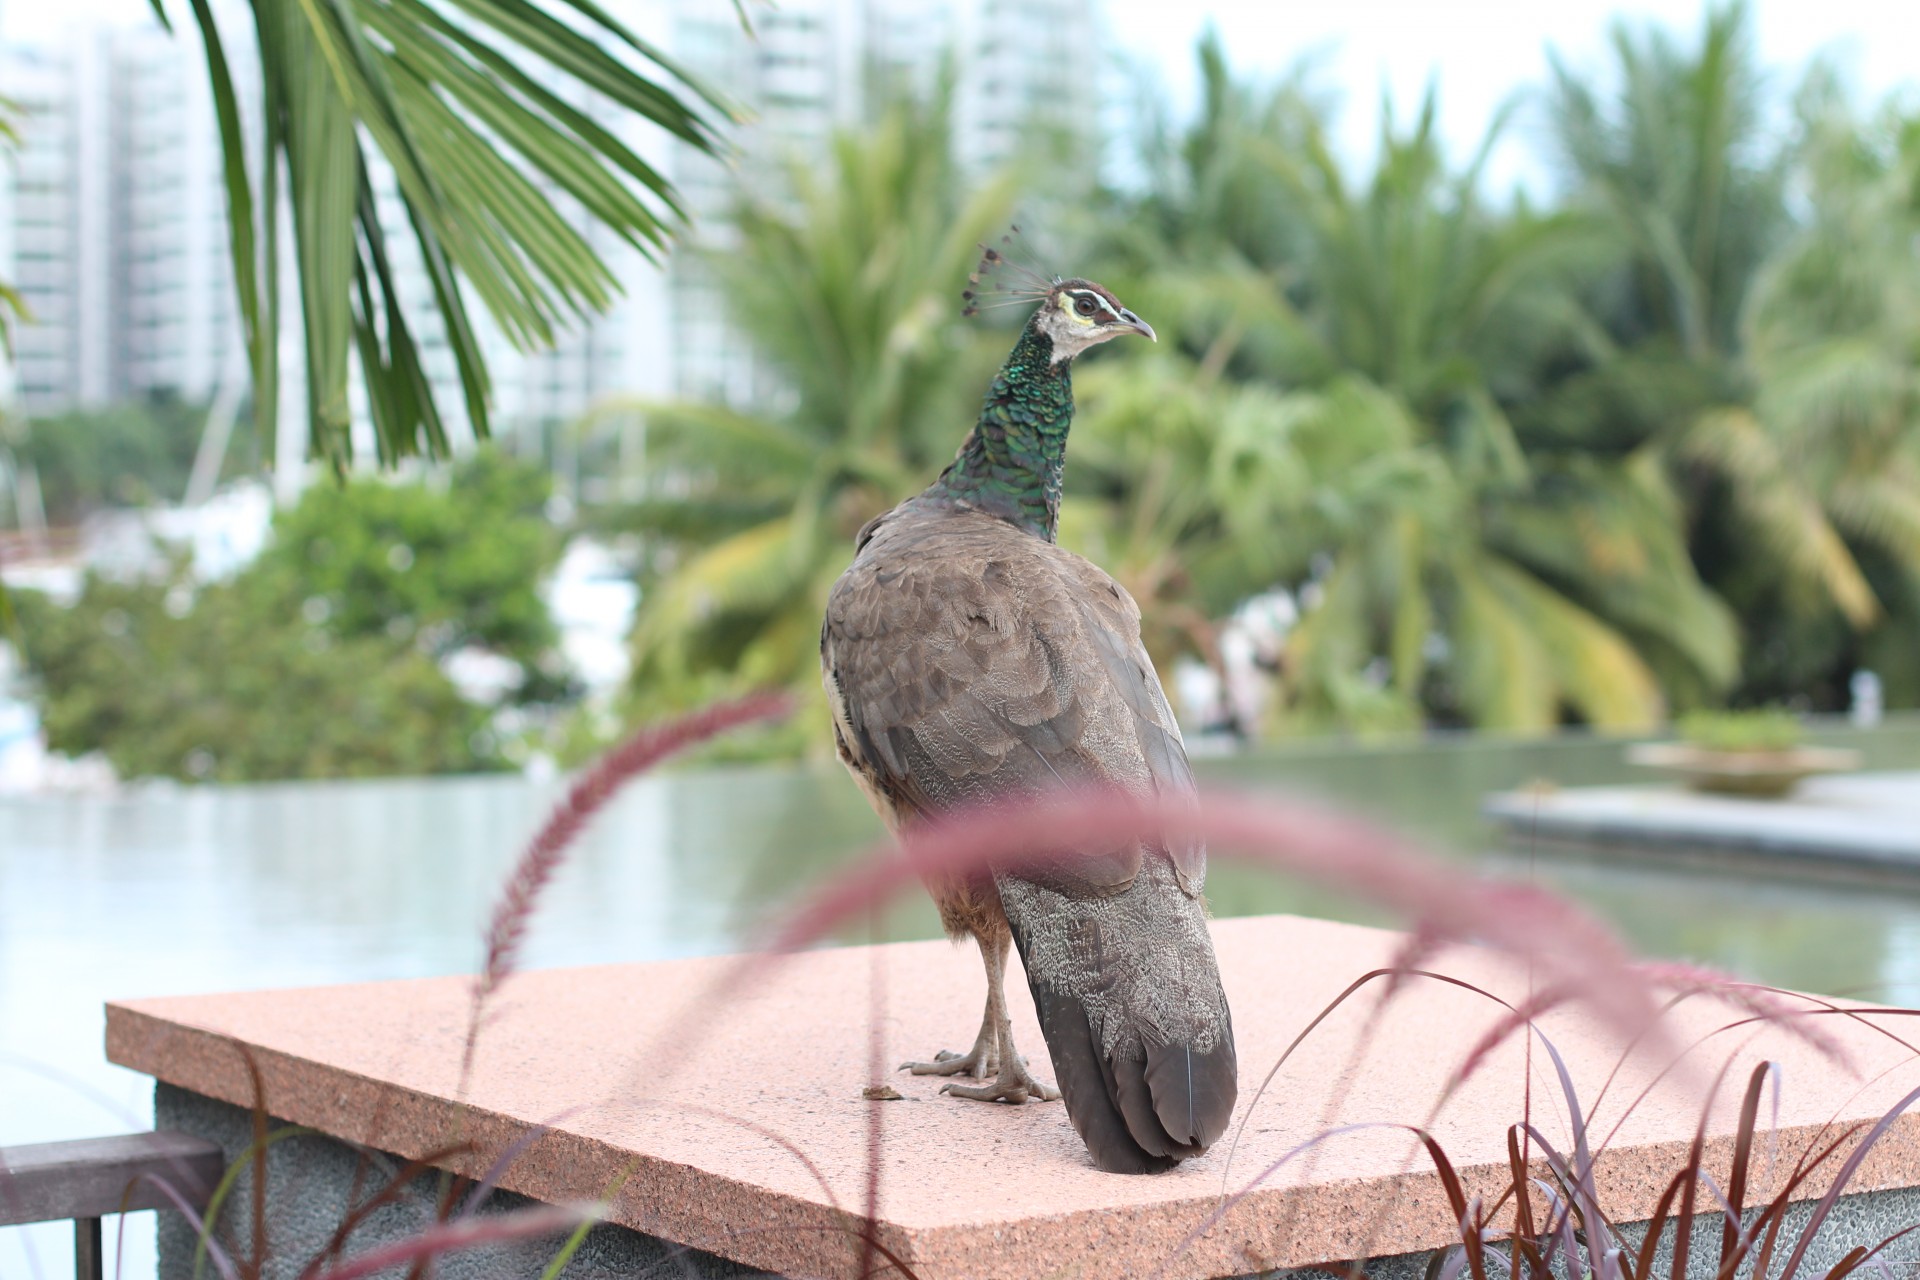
[155, 1084, 774, 1280]
[158, 1083, 1920, 1280]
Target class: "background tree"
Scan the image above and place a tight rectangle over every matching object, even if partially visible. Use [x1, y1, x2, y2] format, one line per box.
[14, 568, 499, 781]
[10, 449, 568, 780]
[1725, 78, 1920, 705]
[1542, 0, 1913, 709]
[251, 448, 571, 700]
[1099, 45, 1736, 735]
[5, 395, 251, 525]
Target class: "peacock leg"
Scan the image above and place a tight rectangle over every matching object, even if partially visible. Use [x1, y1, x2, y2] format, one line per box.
[899, 932, 1002, 1079]
[938, 931, 1060, 1104]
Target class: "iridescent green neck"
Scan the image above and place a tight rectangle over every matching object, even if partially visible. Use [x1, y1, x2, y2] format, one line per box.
[926, 323, 1072, 541]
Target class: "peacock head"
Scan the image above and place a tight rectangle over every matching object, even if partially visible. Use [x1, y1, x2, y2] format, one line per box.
[963, 232, 1155, 364]
[1029, 278, 1156, 363]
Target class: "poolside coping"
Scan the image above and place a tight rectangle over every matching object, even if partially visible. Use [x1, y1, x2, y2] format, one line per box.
[106, 913, 1920, 1279]
[1485, 770, 1920, 878]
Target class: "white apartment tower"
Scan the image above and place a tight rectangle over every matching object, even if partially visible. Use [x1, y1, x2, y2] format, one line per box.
[1, 37, 114, 414]
[111, 26, 247, 407]
[0, 27, 240, 414]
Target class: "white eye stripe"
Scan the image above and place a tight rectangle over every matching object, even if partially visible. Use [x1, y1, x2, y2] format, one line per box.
[1068, 290, 1121, 321]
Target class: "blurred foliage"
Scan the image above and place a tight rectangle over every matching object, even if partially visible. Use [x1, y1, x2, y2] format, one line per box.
[12, 1, 1920, 771]
[4, 394, 254, 525]
[11, 449, 568, 781]
[253, 448, 572, 703]
[13, 567, 497, 782]
[1100, 49, 1734, 735]
[1675, 707, 1803, 753]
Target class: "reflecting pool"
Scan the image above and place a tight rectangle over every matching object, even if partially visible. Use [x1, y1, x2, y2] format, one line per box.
[5, 717, 1920, 1275]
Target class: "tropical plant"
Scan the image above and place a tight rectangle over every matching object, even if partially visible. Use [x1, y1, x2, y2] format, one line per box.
[1107, 45, 1737, 735]
[153, 0, 727, 471]
[601, 92, 1018, 751]
[1674, 706, 1802, 753]
[10, 449, 570, 780]
[1537, 1, 1911, 708]
[4, 394, 245, 524]
[1718, 81, 1920, 703]
[249, 447, 572, 700]
[1545, 0, 1787, 364]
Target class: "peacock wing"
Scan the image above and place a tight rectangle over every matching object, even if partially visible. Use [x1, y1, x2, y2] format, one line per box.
[821, 502, 1145, 889]
[1054, 554, 1208, 895]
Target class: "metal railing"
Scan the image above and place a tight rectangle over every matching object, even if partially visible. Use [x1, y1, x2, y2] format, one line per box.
[0, 1132, 224, 1280]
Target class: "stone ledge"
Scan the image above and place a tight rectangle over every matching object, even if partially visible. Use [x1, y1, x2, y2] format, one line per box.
[1485, 771, 1920, 877]
[106, 914, 1920, 1280]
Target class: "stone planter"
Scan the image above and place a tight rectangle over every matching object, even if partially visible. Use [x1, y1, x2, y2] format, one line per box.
[1625, 742, 1863, 798]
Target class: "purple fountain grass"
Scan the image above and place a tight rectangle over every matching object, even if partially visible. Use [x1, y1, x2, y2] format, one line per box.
[728, 786, 1663, 1045]
[459, 691, 793, 1094]
[303, 1202, 598, 1280]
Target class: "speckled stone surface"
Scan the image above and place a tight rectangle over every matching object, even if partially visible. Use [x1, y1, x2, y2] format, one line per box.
[106, 914, 1920, 1280]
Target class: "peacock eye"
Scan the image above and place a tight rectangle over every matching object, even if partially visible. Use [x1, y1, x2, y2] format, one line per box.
[1073, 294, 1098, 317]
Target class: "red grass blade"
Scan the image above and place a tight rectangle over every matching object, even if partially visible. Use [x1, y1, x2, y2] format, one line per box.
[748, 788, 1664, 1054]
[461, 691, 793, 1092]
[308, 1204, 595, 1280]
[1776, 1081, 1920, 1280]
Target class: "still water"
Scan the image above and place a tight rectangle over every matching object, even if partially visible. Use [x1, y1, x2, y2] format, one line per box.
[5, 719, 1920, 1276]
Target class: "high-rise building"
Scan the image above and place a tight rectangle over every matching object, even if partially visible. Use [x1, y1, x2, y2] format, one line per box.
[0, 35, 114, 415]
[111, 24, 247, 407]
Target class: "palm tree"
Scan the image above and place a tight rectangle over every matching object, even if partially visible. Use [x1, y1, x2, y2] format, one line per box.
[1545, 0, 1786, 364]
[1713, 80, 1920, 702]
[1105, 43, 1735, 734]
[1544, 2, 1913, 706]
[604, 93, 1017, 741]
[159, 0, 726, 470]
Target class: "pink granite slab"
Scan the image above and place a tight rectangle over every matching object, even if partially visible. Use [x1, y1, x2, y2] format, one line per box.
[106, 914, 1920, 1280]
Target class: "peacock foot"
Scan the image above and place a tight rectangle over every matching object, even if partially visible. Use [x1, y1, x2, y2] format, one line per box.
[900, 1024, 997, 1079]
[939, 1055, 1060, 1105]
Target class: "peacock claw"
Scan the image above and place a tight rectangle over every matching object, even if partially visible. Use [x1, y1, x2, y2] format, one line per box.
[901, 1020, 998, 1078]
[940, 1058, 1060, 1105]
[901, 1053, 981, 1077]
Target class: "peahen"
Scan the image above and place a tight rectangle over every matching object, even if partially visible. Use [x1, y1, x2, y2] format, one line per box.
[819, 251, 1237, 1174]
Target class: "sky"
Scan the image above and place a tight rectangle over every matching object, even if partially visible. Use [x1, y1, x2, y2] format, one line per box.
[1099, 0, 1915, 193]
[2, 0, 1913, 189]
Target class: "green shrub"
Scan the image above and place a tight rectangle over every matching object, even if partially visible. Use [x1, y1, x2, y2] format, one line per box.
[1674, 707, 1803, 753]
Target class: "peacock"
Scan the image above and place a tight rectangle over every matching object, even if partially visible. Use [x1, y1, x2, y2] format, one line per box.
[819, 246, 1237, 1174]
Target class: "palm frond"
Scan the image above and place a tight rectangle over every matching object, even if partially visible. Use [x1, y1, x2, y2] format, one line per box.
[1679, 407, 1880, 625]
[172, 0, 725, 471]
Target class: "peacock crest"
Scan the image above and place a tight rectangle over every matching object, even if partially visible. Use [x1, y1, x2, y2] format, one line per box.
[961, 226, 1058, 318]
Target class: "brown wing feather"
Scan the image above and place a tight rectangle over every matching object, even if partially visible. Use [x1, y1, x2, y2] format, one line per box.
[823, 499, 1202, 890]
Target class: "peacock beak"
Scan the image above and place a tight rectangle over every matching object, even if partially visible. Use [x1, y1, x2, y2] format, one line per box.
[1119, 309, 1156, 342]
